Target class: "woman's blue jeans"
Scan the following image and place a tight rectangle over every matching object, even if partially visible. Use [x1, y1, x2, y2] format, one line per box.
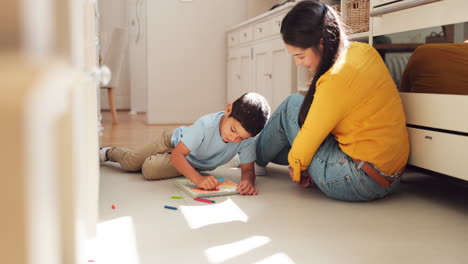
[255, 94, 400, 202]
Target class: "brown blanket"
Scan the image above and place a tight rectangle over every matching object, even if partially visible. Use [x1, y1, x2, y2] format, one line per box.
[400, 43, 468, 95]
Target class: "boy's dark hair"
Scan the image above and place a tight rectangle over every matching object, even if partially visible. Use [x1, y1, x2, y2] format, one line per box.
[230, 92, 270, 137]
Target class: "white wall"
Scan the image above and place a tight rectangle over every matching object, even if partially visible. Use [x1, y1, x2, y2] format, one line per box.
[146, 0, 248, 124]
[247, 0, 283, 18]
[246, 0, 340, 19]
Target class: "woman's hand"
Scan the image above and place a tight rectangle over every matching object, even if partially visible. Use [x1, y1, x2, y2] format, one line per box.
[236, 180, 259, 195]
[194, 175, 220, 190]
[289, 166, 313, 188]
[288, 166, 296, 181]
[299, 170, 313, 188]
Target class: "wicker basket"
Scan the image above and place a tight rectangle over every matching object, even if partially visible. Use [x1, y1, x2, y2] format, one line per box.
[346, 0, 369, 34]
[331, 4, 341, 14]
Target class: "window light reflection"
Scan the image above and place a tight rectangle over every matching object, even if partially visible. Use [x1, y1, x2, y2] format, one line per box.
[95, 216, 140, 264]
[180, 198, 248, 229]
[254, 253, 296, 264]
[205, 235, 270, 263]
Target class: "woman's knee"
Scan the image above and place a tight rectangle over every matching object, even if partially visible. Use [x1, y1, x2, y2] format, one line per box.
[284, 94, 303, 116]
[286, 94, 304, 106]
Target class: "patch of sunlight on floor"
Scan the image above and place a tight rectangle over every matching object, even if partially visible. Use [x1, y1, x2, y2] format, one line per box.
[96, 216, 140, 264]
[205, 236, 271, 263]
[180, 198, 248, 229]
[254, 253, 296, 264]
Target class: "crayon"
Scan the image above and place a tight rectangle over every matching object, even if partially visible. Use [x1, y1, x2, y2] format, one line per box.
[194, 197, 215, 203]
[171, 196, 182, 199]
[164, 205, 177, 210]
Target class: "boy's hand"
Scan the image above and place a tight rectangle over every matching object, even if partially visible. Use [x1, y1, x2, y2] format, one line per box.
[238, 162, 258, 195]
[236, 180, 258, 195]
[194, 175, 220, 190]
[171, 142, 220, 190]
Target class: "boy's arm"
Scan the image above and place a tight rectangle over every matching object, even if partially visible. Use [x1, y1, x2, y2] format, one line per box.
[237, 161, 258, 195]
[170, 141, 219, 190]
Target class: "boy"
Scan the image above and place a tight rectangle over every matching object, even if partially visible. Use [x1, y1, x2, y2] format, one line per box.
[100, 92, 270, 195]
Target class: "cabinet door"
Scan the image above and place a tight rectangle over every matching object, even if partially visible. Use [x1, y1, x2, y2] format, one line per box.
[239, 46, 253, 96]
[227, 48, 240, 103]
[228, 47, 252, 103]
[252, 41, 273, 106]
[271, 37, 295, 110]
[252, 39, 296, 111]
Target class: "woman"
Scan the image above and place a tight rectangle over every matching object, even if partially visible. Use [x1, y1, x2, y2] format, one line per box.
[255, 0, 409, 201]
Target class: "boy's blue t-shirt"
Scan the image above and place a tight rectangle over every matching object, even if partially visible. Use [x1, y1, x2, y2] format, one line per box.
[171, 111, 255, 171]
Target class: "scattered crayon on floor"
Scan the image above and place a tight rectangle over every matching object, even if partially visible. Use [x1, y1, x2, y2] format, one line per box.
[164, 205, 177, 210]
[171, 195, 182, 199]
[111, 205, 116, 209]
[194, 197, 215, 203]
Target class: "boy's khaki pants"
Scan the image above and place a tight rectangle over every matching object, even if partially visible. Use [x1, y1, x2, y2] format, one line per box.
[107, 129, 182, 180]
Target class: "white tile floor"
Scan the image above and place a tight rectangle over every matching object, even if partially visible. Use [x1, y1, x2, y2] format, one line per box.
[96, 162, 468, 264]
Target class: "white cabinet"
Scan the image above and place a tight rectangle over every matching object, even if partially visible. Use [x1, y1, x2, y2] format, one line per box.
[226, 3, 297, 111]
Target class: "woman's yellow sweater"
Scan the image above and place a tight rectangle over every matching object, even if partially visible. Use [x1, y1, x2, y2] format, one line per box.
[289, 42, 409, 182]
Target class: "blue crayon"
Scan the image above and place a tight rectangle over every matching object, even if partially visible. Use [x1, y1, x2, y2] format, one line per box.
[164, 205, 177, 210]
[217, 177, 225, 183]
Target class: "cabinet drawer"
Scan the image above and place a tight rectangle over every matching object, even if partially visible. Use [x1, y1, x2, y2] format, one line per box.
[372, 0, 468, 36]
[239, 26, 253, 44]
[407, 127, 468, 181]
[254, 21, 270, 40]
[400, 93, 468, 133]
[270, 12, 286, 36]
[227, 31, 239, 47]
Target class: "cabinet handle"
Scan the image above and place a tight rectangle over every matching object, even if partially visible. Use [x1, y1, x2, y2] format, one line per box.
[236, 74, 241, 79]
[370, 0, 441, 17]
[258, 27, 263, 33]
[243, 33, 247, 38]
[424, 136, 432, 140]
[276, 21, 281, 27]
[264, 73, 272, 80]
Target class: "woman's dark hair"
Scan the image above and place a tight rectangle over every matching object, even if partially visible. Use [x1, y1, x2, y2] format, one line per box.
[230, 92, 271, 137]
[281, 0, 346, 127]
